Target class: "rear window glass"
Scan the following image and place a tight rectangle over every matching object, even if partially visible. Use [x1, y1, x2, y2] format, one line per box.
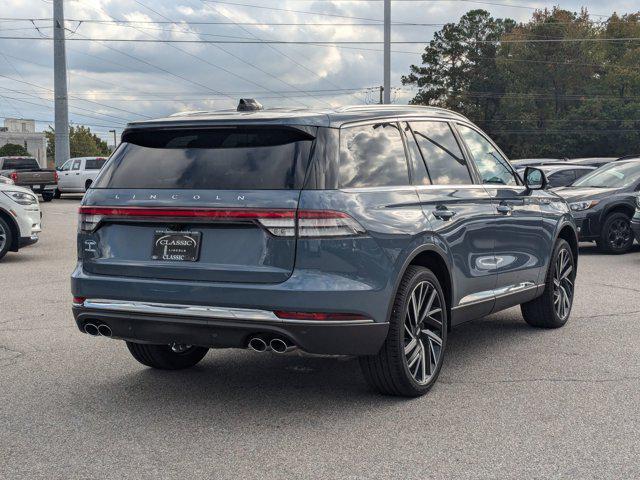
[85, 158, 107, 170]
[93, 127, 315, 190]
[2, 157, 39, 170]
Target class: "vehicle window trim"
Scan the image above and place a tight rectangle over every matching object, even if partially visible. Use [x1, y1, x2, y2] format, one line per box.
[454, 122, 521, 187]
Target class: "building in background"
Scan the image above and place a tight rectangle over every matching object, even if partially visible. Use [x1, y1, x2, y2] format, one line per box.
[0, 119, 48, 167]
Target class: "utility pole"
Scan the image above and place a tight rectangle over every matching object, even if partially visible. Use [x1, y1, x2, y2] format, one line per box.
[383, 0, 391, 104]
[53, 0, 70, 168]
[109, 129, 117, 150]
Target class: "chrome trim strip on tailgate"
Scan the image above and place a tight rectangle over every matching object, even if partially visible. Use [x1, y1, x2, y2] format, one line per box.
[80, 299, 374, 325]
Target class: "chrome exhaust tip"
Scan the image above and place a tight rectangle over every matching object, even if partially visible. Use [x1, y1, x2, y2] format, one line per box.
[97, 324, 112, 337]
[248, 336, 268, 352]
[269, 338, 296, 354]
[84, 323, 99, 336]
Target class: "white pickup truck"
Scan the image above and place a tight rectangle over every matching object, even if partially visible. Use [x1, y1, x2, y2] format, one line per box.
[55, 156, 107, 197]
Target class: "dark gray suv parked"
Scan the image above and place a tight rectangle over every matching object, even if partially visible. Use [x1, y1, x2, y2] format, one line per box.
[71, 104, 578, 397]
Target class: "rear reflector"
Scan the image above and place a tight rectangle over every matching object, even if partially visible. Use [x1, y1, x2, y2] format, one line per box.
[274, 311, 369, 321]
[72, 297, 86, 306]
[78, 206, 365, 238]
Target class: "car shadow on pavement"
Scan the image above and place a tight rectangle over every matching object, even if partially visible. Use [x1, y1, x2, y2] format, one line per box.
[578, 243, 640, 255]
[70, 314, 540, 416]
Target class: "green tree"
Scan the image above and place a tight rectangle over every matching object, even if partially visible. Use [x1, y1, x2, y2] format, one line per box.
[45, 125, 110, 162]
[404, 8, 640, 158]
[0, 143, 30, 156]
[402, 10, 515, 123]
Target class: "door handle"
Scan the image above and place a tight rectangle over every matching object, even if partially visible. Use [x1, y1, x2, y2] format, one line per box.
[496, 204, 513, 215]
[75, 173, 80, 175]
[432, 206, 456, 220]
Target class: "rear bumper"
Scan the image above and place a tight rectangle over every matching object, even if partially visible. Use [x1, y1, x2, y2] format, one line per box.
[72, 301, 389, 355]
[19, 235, 38, 248]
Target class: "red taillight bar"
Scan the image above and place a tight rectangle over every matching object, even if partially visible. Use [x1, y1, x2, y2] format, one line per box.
[78, 206, 296, 219]
[274, 311, 369, 321]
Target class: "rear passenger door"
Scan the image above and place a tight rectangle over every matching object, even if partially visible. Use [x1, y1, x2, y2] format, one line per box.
[404, 121, 497, 322]
[456, 124, 545, 309]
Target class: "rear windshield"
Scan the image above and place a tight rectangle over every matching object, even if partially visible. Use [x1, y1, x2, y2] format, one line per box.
[94, 127, 315, 190]
[2, 157, 39, 170]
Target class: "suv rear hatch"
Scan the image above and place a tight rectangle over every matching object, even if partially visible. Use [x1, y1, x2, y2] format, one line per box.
[80, 125, 316, 284]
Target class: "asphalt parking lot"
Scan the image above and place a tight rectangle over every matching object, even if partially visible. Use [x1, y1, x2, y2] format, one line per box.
[1, 198, 639, 479]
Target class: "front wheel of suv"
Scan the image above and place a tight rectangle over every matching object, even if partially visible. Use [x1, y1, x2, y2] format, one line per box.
[597, 212, 634, 254]
[126, 342, 209, 370]
[521, 239, 575, 329]
[359, 266, 447, 397]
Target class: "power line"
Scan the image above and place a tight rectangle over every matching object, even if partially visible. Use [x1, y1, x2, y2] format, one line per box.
[199, 0, 363, 104]
[7, 35, 640, 44]
[126, 0, 326, 108]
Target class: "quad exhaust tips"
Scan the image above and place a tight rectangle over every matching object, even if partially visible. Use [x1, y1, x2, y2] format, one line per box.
[97, 324, 112, 337]
[84, 323, 99, 336]
[269, 338, 296, 354]
[247, 335, 297, 354]
[248, 336, 268, 352]
[83, 322, 112, 337]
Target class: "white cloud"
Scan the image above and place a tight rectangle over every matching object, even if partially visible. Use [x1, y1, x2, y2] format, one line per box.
[0, 0, 635, 134]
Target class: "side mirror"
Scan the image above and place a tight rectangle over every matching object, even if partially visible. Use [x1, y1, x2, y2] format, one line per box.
[524, 167, 547, 190]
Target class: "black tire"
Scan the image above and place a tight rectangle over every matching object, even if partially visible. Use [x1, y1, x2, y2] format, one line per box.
[521, 239, 575, 329]
[0, 217, 12, 261]
[597, 212, 634, 254]
[54, 188, 61, 199]
[359, 266, 448, 397]
[126, 342, 208, 370]
[41, 191, 54, 202]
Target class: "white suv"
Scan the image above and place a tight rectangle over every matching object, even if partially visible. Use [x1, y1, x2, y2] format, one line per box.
[0, 182, 42, 260]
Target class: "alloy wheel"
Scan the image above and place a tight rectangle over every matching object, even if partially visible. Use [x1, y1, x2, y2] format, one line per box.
[553, 248, 574, 321]
[403, 281, 444, 385]
[0, 223, 6, 252]
[607, 219, 632, 250]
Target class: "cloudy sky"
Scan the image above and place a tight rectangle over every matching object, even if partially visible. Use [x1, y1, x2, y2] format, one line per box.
[0, 0, 637, 143]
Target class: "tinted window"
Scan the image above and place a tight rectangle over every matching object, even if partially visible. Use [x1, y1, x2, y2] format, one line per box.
[573, 161, 640, 188]
[457, 125, 517, 186]
[547, 170, 576, 188]
[409, 121, 471, 185]
[85, 158, 106, 170]
[94, 127, 314, 190]
[339, 123, 409, 188]
[2, 157, 39, 170]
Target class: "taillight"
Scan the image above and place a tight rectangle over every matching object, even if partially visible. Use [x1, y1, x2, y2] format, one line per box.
[10, 172, 18, 182]
[54, 171, 59, 183]
[77, 206, 365, 237]
[258, 210, 364, 237]
[72, 296, 86, 306]
[296, 210, 365, 237]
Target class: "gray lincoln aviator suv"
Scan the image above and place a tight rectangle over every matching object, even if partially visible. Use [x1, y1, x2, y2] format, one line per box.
[71, 104, 578, 397]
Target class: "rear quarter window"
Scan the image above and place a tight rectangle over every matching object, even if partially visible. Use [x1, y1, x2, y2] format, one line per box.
[93, 127, 315, 190]
[339, 122, 409, 188]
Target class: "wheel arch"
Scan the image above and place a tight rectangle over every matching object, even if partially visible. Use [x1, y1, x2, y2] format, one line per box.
[391, 245, 454, 332]
[556, 222, 579, 271]
[0, 207, 20, 251]
[602, 202, 635, 220]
